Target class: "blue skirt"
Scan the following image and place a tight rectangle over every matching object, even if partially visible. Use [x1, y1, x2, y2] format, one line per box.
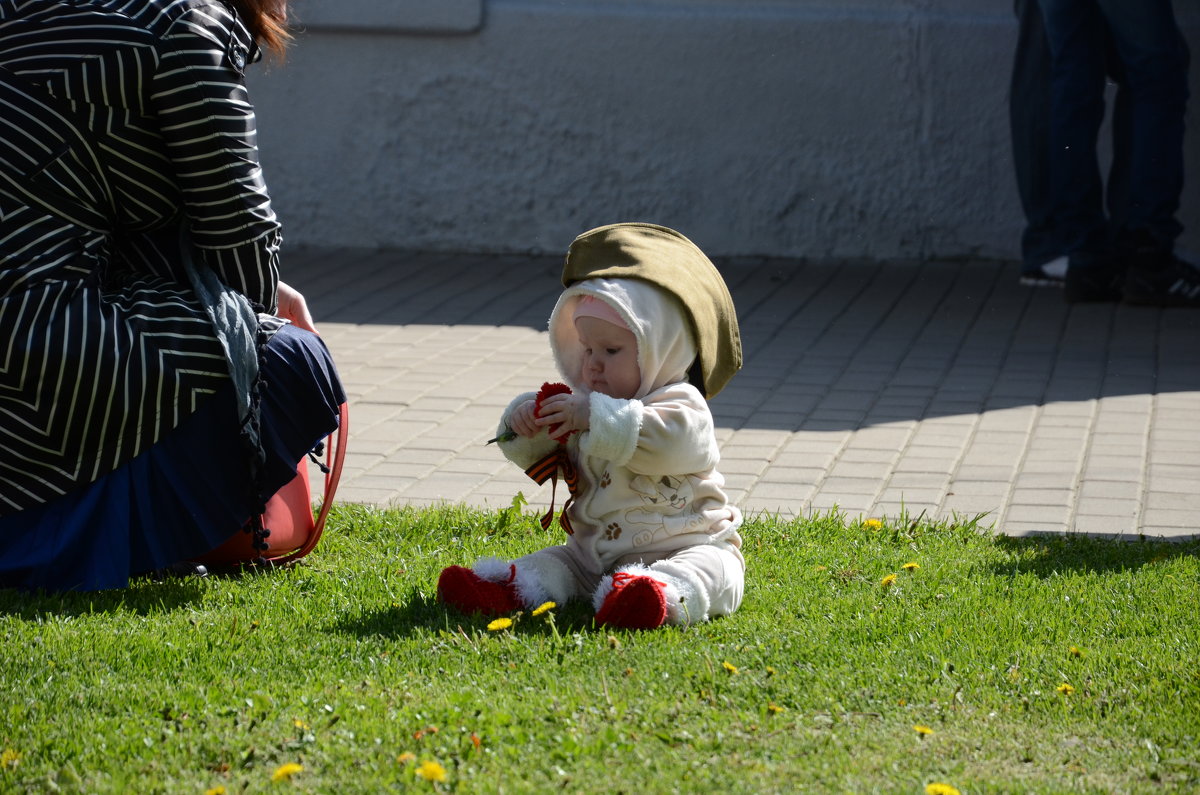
[0, 324, 345, 591]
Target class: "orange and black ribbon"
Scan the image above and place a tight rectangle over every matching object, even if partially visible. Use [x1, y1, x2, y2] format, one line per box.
[524, 447, 580, 535]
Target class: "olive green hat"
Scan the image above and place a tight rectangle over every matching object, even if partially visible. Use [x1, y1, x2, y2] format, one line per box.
[561, 222, 742, 398]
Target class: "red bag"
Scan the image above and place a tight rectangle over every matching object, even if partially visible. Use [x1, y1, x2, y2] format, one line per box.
[195, 401, 349, 567]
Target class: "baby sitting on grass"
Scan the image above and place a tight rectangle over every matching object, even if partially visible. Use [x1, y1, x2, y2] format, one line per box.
[438, 222, 744, 630]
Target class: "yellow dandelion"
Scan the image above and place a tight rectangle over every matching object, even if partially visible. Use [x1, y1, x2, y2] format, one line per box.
[486, 617, 512, 631]
[765, 666, 777, 677]
[204, 787, 227, 795]
[397, 752, 417, 764]
[1069, 646, 1082, 658]
[913, 724, 934, 736]
[814, 564, 828, 571]
[767, 703, 785, 714]
[1057, 682, 1075, 695]
[531, 601, 556, 617]
[292, 718, 310, 731]
[0, 749, 19, 769]
[880, 573, 898, 588]
[415, 760, 447, 783]
[271, 762, 303, 782]
[722, 661, 739, 675]
[864, 518, 883, 529]
[925, 784, 961, 795]
[902, 562, 920, 571]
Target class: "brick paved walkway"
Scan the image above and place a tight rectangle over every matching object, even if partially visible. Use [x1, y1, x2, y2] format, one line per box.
[288, 247, 1200, 541]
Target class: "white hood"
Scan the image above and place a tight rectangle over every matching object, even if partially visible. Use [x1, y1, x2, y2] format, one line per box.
[548, 278, 697, 400]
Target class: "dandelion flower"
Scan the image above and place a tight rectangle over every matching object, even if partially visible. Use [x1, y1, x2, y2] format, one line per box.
[902, 562, 920, 571]
[1069, 646, 1082, 658]
[531, 601, 556, 617]
[925, 784, 961, 795]
[292, 718, 309, 731]
[397, 752, 416, 764]
[767, 703, 785, 714]
[722, 661, 739, 675]
[271, 763, 303, 782]
[880, 573, 898, 588]
[1057, 682, 1075, 695]
[415, 760, 447, 783]
[487, 617, 512, 631]
[864, 518, 883, 529]
[0, 749, 19, 769]
[204, 787, 227, 795]
[913, 724, 934, 736]
[765, 666, 777, 677]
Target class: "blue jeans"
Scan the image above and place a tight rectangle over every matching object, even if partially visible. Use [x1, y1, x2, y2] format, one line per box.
[1010, 0, 1131, 271]
[1008, 0, 1128, 271]
[1039, 0, 1189, 256]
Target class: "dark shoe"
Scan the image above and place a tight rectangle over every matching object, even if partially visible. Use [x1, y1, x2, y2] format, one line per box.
[1064, 251, 1124, 303]
[1122, 248, 1200, 307]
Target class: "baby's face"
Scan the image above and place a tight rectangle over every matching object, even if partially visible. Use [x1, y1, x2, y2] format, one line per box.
[575, 316, 641, 399]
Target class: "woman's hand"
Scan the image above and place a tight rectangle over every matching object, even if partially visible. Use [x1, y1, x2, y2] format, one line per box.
[276, 280, 317, 333]
[536, 392, 590, 441]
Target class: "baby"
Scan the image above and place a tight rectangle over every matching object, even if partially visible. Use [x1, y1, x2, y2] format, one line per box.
[437, 223, 744, 629]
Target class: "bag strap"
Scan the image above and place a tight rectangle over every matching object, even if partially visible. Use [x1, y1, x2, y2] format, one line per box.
[268, 400, 349, 566]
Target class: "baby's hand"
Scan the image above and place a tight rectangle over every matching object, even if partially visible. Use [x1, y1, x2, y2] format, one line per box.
[508, 399, 541, 438]
[537, 392, 590, 441]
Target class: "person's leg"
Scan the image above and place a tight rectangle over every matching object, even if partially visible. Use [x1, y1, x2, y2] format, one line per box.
[1094, 0, 1188, 251]
[1102, 26, 1132, 234]
[438, 544, 593, 616]
[1041, 0, 1125, 301]
[593, 541, 745, 628]
[1040, 0, 1111, 256]
[1011, 0, 1067, 282]
[1094, 0, 1197, 304]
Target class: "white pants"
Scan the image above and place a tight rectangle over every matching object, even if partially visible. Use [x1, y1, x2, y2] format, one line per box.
[476, 539, 745, 626]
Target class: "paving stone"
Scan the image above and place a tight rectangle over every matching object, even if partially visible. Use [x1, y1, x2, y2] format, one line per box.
[287, 252, 1200, 541]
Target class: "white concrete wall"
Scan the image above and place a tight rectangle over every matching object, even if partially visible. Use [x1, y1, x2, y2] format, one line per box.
[250, 0, 1200, 261]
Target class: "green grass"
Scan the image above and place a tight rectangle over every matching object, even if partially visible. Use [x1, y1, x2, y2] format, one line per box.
[1, 504, 1197, 794]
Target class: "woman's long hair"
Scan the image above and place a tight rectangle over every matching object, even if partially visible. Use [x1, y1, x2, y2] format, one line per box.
[228, 0, 292, 54]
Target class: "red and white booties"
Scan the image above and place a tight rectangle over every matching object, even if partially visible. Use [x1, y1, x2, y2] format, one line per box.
[436, 562, 521, 617]
[439, 558, 708, 631]
[593, 564, 705, 630]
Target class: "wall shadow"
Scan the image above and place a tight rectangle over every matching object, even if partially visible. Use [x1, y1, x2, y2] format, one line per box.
[290, 247, 1200, 432]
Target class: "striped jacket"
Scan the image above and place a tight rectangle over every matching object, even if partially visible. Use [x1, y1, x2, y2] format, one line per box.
[0, 0, 281, 513]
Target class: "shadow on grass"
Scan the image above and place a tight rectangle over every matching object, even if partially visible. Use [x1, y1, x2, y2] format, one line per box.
[0, 576, 210, 618]
[0, 561, 286, 618]
[333, 587, 599, 638]
[990, 532, 1200, 579]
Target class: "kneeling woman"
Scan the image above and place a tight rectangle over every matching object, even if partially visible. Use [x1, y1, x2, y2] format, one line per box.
[0, 0, 344, 590]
